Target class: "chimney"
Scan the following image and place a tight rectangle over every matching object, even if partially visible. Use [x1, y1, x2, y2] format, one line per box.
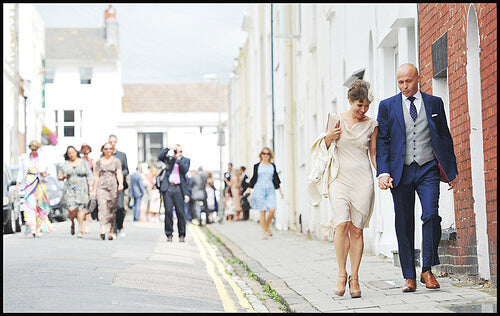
[105, 5, 118, 45]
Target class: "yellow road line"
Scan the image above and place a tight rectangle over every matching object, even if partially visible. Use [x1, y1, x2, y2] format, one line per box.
[191, 225, 255, 312]
[190, 225, 237, 312]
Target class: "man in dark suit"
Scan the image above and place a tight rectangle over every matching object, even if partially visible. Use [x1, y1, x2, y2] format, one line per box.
[129, 165, 145, 222]
[376, 63, 458, 292]
[240, 166, 251, 221]
[109, 134, 130, 237]
[158, 144, 190, 242]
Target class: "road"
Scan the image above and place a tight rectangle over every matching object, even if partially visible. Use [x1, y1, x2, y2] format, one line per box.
[3, 220, 279, 313]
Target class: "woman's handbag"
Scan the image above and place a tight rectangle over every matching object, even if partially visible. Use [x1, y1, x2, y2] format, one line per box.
[155, 168, 167, 190]
[87, 195, 98, 220]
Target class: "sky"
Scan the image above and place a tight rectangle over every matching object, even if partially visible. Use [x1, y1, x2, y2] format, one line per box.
[34, 3, 249, 84]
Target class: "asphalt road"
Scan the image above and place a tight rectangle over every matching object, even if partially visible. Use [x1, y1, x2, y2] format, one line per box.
[2, 219, 261, 313]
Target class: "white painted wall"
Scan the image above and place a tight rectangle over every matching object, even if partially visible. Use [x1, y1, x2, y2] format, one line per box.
[43, 60, 123, 172]
[3, 4, 46, 166]
[229, 4, 429, 259]
[3, 3, 17, 164]
[117, 111, 229, 177]
[466, 4, 490, 280]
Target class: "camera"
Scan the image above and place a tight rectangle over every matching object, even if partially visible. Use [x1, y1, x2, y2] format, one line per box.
[163, 147, 177, 170]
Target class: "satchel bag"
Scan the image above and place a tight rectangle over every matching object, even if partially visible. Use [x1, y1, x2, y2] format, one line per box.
[155, 168, 167, 190]
[87, 194, 98, 220]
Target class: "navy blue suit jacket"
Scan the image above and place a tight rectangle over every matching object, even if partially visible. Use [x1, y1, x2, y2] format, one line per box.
[157, 148, 191, 196]
[376, 91, 458, 188]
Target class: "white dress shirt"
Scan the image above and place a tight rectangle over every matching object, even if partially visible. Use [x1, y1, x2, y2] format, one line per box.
[404, 90, 423, 116]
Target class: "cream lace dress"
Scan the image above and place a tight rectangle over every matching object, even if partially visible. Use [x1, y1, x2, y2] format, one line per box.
[327, 114, 378, 230]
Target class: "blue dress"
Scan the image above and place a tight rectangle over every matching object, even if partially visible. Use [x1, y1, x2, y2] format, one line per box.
[251, 164, 276, 211]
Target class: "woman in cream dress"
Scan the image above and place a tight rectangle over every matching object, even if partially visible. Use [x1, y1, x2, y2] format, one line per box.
[323, 80, 378, 298]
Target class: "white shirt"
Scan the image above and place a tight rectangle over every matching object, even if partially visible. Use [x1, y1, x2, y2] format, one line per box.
[404, 90, 423, 117]
[377, 90, 423, 179]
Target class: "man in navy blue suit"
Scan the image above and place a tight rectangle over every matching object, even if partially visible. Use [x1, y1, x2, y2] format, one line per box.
[376, 63, 458, 292]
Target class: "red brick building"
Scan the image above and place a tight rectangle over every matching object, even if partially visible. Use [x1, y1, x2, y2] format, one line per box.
[418, 3, 496, 284]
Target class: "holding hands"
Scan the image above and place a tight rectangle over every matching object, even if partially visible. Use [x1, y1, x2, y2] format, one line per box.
[378, 175, 393, 190]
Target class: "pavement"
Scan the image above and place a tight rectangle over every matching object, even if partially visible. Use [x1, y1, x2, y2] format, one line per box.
[204, 219, 497, 313]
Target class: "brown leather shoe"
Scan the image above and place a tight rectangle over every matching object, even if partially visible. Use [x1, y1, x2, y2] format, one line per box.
[179, 237, 185, 242]
[167, 236, 173, 242]
[420, 271, 440, 289]
[402, 278, 416, 292]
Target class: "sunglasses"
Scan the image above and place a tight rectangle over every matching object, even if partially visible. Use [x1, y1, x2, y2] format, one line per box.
[261, 152, 271, 156]
[104, 148, 113, 150]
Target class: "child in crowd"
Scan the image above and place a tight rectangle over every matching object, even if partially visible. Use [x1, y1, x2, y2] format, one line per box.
[224, 191, 235, 221]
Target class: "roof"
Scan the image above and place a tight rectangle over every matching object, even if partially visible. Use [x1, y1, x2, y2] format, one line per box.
[122, 83, 228, 112]
[45, 28, 118, 62]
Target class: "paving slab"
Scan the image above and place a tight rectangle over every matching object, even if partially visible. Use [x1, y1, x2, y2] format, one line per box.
[204, 220, 497, 313]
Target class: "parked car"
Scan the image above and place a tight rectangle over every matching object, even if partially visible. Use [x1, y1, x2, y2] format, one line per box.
[9, 165, 25, 225]
[3, 164, 22, 234]
[45, 175, 66, 222]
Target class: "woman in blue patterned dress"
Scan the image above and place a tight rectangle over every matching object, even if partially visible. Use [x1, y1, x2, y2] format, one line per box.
[244, 147, 284, 239]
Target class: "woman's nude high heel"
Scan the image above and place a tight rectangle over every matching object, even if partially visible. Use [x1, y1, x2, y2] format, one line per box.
[348, 275, 361, 298]
[333, 275, 348, 296]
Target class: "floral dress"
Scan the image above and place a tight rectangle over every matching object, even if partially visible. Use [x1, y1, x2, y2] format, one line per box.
[60, 159, 93, 212]
[20, 155, 51, 230]
[95, 157, 121, 225]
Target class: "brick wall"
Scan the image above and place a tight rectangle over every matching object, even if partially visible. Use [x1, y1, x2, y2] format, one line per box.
[418, 3, 497, 284]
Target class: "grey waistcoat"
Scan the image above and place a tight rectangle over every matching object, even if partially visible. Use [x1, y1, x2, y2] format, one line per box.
[403, 101, 435, 166]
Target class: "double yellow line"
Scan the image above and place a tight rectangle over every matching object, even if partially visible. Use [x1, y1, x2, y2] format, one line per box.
[190, 224, 254, 312]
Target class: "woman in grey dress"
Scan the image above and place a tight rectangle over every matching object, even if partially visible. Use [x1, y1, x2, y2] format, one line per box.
[58, 146, 93, 238]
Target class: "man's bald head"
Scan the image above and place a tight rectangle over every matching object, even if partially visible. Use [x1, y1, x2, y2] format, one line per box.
[397, 63, 419, 77]
[396, 63, 421, 97]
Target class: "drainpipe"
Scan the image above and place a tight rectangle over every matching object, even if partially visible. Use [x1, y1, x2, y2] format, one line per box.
[283, 4, 297, 231]
[270, 3, 275, 153]
[259, 5, 267, 146]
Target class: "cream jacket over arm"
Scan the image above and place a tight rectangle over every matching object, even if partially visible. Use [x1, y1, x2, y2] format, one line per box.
[307, 132, 339, 206]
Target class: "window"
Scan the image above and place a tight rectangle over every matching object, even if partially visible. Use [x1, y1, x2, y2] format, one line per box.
[80, 67, 92, 84]
[138, 132, 164, 163]
[432, 33, 448, 78]
[54, 110, 82, 138]
[64, 111, 75, 137]
[45, 67, 54, 84]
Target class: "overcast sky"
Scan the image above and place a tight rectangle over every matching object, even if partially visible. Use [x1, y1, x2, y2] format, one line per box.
[35, 3, 249, 84]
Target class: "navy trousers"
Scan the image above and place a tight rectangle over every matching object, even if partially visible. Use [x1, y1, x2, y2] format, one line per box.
[162, 185, 186, 238]
[391, 160, 441, 279]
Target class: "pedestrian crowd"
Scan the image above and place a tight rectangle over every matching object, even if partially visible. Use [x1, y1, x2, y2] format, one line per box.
[13, 63, 459, 299]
